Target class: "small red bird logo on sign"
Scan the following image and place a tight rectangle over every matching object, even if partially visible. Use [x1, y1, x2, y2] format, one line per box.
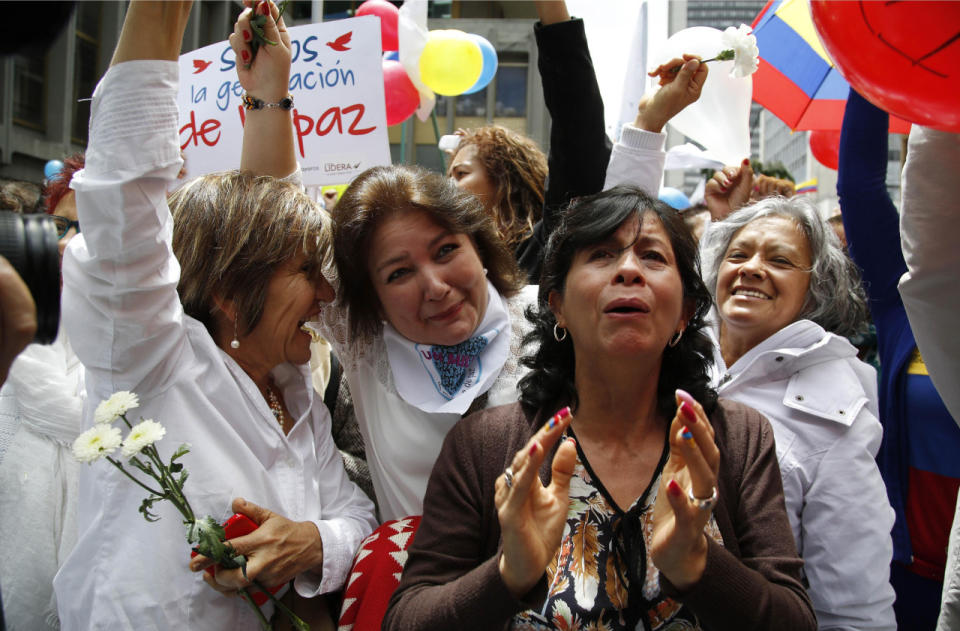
[192, 59, 212, 74]
[327, 32, 353, 52]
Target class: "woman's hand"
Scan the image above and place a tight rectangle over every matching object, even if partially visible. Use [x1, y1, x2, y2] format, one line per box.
[496, 407, 577, 598]
[751, 174, 796, 200]
[650, 390, 721, 591]
[637, 56, 708, 133]
[229, 0, 292, 103]
[704, 159, 754, 221]
[189, 497, 324, 594]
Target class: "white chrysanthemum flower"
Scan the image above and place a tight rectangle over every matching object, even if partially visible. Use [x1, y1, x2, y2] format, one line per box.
[73, 424, 123, 463]
[120, 419, 167, 459]
[721, 24, 760, 78]
[94, 391, 140, 424]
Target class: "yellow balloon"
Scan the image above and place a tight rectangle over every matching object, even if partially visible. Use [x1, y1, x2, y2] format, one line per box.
[419, 30, 483, 96]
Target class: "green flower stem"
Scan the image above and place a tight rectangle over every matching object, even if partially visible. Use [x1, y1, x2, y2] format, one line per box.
[252, 579, 310, 631]
[106, 457, 164, 497]
[144, 444, 195, 523]
[668, 49, 734, 73]
[238, 589, 273, 631]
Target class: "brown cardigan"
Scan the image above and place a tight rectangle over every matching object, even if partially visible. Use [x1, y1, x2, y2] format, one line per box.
[384, 399, 816, 631]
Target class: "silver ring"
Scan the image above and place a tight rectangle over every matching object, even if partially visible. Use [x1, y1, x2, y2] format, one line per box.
[687, 485, 717, 511]
[503, 467, 514, 489]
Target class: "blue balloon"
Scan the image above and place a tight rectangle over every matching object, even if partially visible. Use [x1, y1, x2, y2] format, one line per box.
[44, 159, 64, 181]
[462, 34, 497, 95]
[658, 187, 691, 211]
[383, 50, 399, 61]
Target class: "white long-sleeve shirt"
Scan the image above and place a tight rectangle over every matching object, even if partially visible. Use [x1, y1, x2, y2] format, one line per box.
[603, 123, 666, 193]
[709, 320, 896, 631]
[54, 60, 375, 630]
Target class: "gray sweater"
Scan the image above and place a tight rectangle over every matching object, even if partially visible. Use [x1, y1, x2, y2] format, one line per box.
[384, 399, 816, 631]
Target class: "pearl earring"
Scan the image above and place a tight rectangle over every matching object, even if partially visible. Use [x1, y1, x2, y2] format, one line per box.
[230, 315, 240, 349]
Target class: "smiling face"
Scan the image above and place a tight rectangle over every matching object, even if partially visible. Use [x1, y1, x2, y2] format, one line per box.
[716, 215, 812, 349]
[367, 209, 488, 346]
[550, 213, 689, 361]
[448, 144, 496, 211]
[237, 255, 334, 368]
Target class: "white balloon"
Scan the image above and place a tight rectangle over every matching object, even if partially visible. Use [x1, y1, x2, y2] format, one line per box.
[656, 26, 752, 166]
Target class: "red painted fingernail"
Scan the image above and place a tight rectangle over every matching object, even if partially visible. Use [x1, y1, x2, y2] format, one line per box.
[259, 1, 270, 15]
[676, 388, 696, 409]
[681, 426, 693, 440]
[529, 441, 539, 456]
[742, 158, 750, 166]
[679, 401, 697, 423]
[243, 29, 251, 41]
[241, 50, 250, 61]
[668, 479, 683, 496]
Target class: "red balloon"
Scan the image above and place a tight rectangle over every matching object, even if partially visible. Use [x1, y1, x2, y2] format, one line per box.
[809, 129, 841, 170]
[811, 1, 960, 133]
[382, 60, 418, 126]
[356, 0, 399, 52]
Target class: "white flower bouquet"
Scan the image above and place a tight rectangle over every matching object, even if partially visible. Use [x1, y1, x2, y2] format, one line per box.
[73, 391, 309, 630]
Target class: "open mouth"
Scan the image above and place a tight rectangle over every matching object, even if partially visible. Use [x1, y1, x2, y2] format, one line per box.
[299, 321, 323, 343]
[732, 287, 771, 300]
[604, 299, 651, 314]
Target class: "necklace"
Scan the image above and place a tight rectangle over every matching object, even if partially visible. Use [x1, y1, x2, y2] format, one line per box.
[265, 383, 285, 428]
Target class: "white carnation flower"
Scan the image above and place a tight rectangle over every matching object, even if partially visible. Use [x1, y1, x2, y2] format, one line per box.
[73, 424, 123, 463]
[121, 419, 167, 459]
[721, 24, 760, 78]
[94, 391, 140, 424]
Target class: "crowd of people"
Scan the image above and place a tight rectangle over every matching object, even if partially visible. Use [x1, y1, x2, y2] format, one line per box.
[0, 1, 958, 630]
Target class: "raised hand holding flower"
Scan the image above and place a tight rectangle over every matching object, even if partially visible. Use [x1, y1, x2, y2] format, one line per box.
[664, 23, 759, 79]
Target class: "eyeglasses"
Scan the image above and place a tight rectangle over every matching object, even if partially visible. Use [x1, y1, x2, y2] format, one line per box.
[50, 215, 80, 239]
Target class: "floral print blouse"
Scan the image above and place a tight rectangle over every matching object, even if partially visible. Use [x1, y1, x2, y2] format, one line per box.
[511, 433, 724, 631]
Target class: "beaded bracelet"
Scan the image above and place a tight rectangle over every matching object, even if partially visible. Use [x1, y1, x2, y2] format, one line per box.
[241, 92, 294, 111]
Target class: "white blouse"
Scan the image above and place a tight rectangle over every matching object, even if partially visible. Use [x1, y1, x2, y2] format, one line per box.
[54, 60, 375, 630]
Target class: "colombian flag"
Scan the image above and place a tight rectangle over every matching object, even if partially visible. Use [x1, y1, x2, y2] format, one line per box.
[751, 0, 911, 133]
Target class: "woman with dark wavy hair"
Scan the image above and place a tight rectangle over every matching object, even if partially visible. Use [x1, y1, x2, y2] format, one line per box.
[384, 187, 814, 631]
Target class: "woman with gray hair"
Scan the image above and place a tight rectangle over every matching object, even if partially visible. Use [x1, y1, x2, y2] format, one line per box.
[700, 195, 896, 630]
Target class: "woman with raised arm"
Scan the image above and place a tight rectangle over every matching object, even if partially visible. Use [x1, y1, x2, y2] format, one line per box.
[838, 88, 960, 630]
[700, 195, 896, 630]
[53, 2, 375, 628]
[384, 187, 815, 631]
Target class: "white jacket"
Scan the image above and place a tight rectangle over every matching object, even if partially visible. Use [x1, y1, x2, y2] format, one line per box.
[710, 319, 896, 631]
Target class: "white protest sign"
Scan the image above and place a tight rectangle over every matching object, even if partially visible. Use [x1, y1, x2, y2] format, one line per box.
[176, 16, 390, 186]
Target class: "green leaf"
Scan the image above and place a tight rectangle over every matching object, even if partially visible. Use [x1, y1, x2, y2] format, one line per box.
[128, 456, 156, 478]
[247, 0, 290, 63]
[170, 443, 191, 462]
[139, 496, 160, 522]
